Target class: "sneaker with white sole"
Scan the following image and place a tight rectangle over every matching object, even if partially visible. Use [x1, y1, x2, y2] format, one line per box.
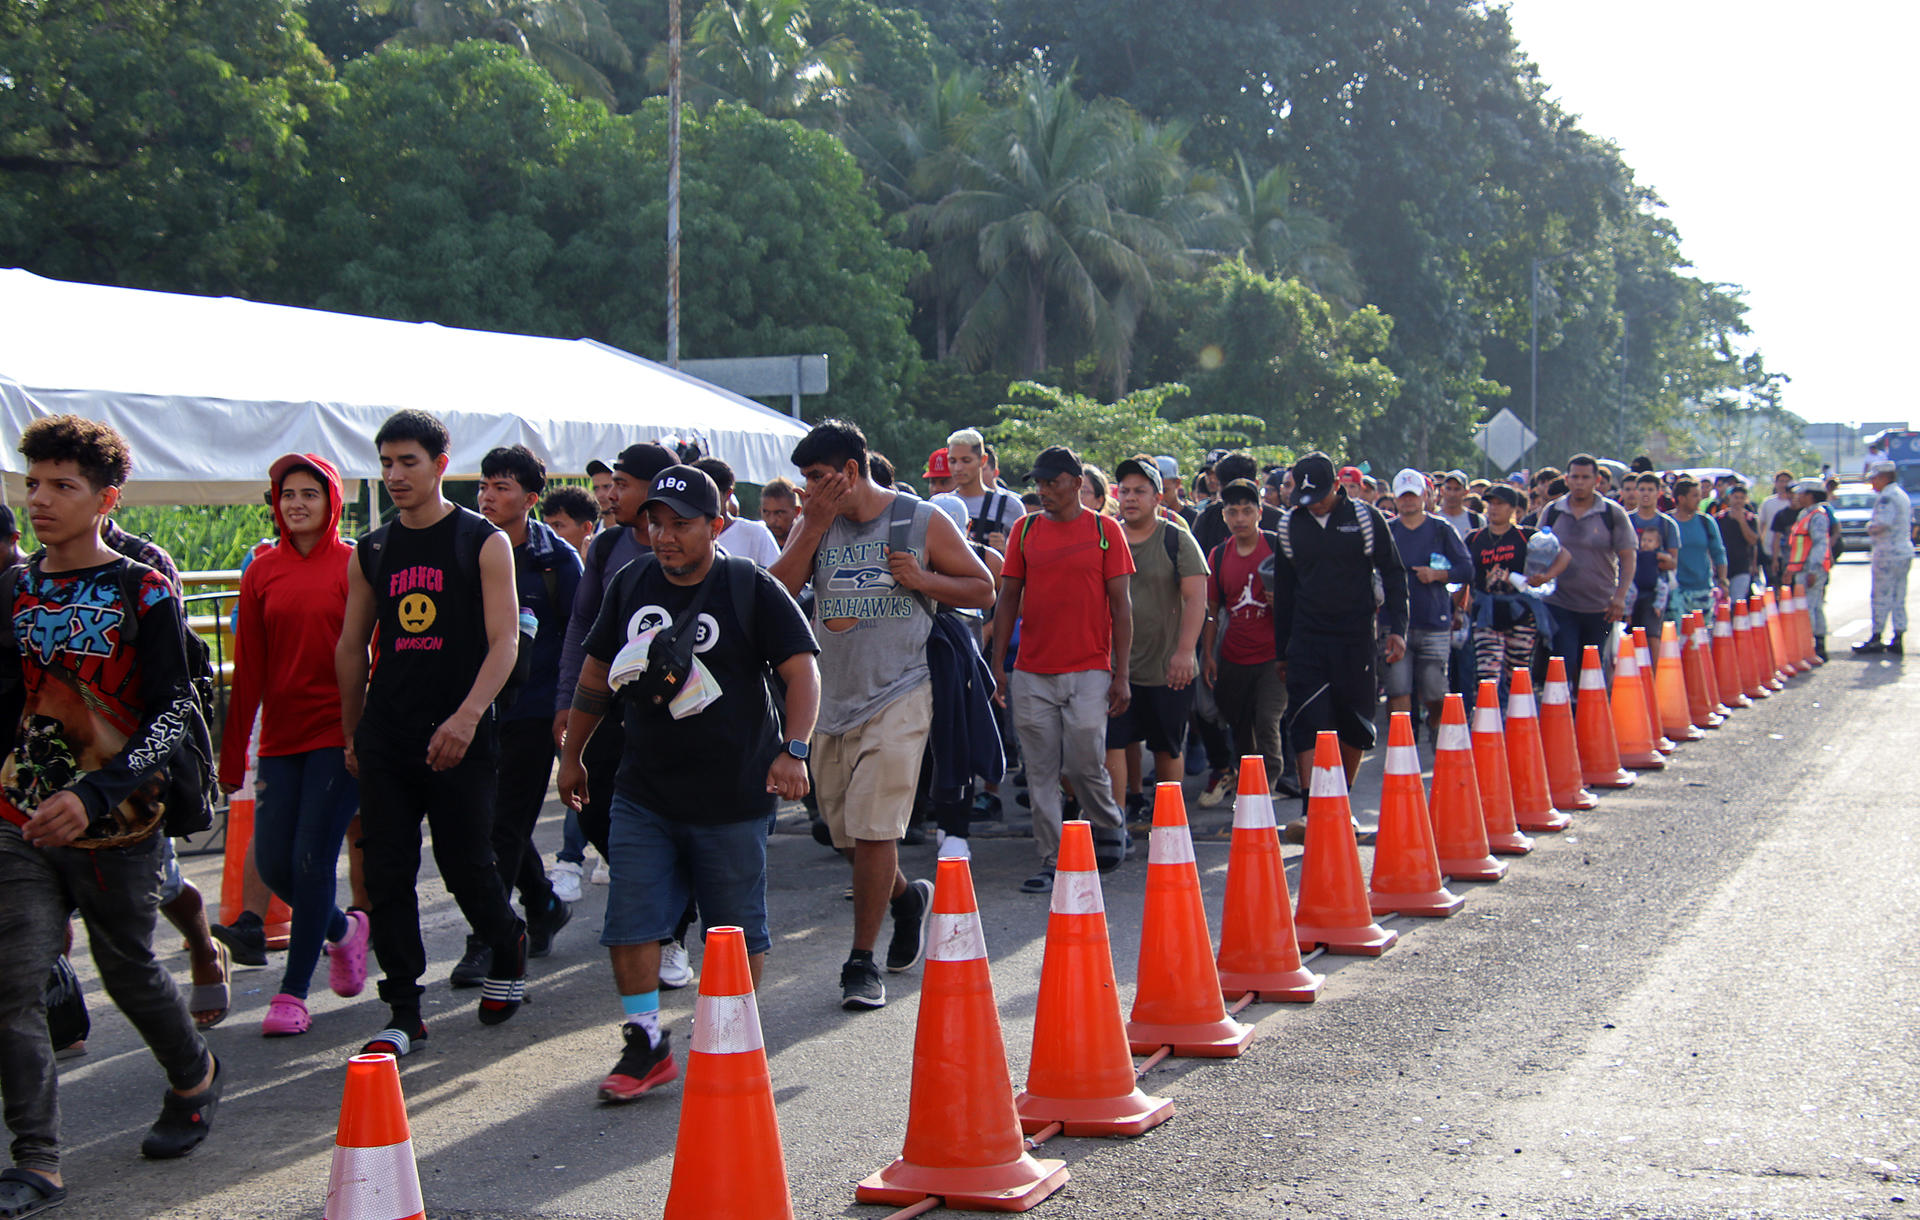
[658, 941, 694, 990]
[840, 957, 886, 1009]
[548, 860, 584, 904]
[886, 878, 935, 973]
[590, 858, 611, 885]
[937, 834, 972, 860]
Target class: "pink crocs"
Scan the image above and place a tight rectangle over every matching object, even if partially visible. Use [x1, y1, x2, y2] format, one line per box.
[261, 993, 311, 1037]
[328, 909, 370, 999]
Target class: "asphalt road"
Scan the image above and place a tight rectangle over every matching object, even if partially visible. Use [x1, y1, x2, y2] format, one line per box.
[46, 556, 1919, 1220]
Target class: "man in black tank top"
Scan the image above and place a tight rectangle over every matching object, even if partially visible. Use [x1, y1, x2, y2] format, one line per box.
[334, 410, 529, 1056]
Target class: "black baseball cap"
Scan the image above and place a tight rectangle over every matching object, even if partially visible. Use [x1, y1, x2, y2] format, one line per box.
[1484, 483, 1524, 508]
[1220, 478, 1261, 506]
[1114, 456, 1162, 494]
[1290, 451, 1337, 506]
[585, 459, 612, 477]
[1024, 445, 1083, 484]
[613, 442, 675, 483]
[0, 505, 14, 539]
[642, 465, 722, 520]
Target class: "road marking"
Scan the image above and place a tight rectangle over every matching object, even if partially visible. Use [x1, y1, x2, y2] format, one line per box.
[1833, 618, 1870, 639]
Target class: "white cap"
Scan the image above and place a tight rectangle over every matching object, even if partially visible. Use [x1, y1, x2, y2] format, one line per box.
[1392, 468, 1428, 498]
[1870, 460, 1897, 476]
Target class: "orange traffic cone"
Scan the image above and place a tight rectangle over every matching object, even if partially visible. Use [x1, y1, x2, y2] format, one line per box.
[1215, 758, 1322, 1002]
[324, 1053, 424, 1220]
[1429, 695, 1507, 882]
[1778, 590, 1805, 673]
[1612, 638, 1668, 768]
[1760, 591, 1788, 688]
[1789, 590, 1816, 670]
[858, 860, 1070, 1211]
[1713, 604, 1751, 709]
[1632, 627, 1675, 754]
[1538, 658, 1597, 811]
[1681, 612, 1724, 729]
[1735, 600, 1770, 700]
[1575, 645, 1635, 789]
[1471, 683, 1535, 855]
[1369, 713, 1465, 916]
[1691, 611, 1731, 717]
[1505, 669, 1569, 832]
[663, 927, 794, 1220]
[1653, 622, 1702, 743]
[1127, 783, 1255, 1056]
[1016, 822, 1174, 1137]
[1293, 732, 1399, 954]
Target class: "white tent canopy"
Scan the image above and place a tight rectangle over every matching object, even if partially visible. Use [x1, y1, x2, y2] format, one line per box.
[0, 270, 810, 505]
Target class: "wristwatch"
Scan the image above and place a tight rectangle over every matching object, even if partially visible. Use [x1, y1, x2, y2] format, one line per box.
[783, 739, 810, 761]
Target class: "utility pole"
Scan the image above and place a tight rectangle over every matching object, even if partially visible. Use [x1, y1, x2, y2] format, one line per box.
[666, 0, 682, 369]
[1529, 257, 1540, 448]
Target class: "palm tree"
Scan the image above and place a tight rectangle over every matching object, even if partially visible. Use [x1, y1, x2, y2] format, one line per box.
[1228, 156, 1362, 311]
[926, 65, 1193, 382]
[364, 0, 634, 106]
[650, 0, 856, 119]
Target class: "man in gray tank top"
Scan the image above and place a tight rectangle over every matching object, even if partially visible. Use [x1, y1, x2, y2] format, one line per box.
[771, 420, 995, 1011]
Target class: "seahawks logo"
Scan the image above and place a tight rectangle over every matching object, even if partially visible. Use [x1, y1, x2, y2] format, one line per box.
[826, 566, 896, 594]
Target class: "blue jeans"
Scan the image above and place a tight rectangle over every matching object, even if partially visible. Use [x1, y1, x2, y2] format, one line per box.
[603, 794, 770, 954]
[254, 749, 357, 999]
[558, 807, 588, 865]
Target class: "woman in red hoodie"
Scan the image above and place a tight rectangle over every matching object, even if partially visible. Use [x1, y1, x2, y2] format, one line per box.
[220, 454, 370, 1036]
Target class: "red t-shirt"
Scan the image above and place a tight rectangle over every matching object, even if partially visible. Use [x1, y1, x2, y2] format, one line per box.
[1002, 510, 1136, 674]
[1211, 535, 1276, 664]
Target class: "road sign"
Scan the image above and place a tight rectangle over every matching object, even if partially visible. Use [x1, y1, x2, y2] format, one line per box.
[681, 354, 829, 418]
[1473, 407, 1537, 471]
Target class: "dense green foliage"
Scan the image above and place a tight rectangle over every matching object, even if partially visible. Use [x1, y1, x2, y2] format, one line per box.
[0, 0, 1802, 479]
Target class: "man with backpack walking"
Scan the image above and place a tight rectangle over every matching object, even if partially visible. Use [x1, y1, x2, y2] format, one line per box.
[772, 420, 995, 1009]
[1539, 454, 1638, 681]
[335, 410, 530, 1057]
[0, 416, 223, 1211]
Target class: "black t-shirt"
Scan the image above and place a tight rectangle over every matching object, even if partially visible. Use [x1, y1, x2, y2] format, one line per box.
[1466, 524, 1535, 629]
[585, 556, 817, 824]
[363, 508, 496, 732]
[1716, 508, 1756, 574]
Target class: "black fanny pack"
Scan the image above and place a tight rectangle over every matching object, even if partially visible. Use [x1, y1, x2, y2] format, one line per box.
[631, 567, 720, 708]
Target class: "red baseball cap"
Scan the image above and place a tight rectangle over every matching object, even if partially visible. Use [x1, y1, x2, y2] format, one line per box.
[925, 447, 952, 479]
[1337, 465, 1364, 484]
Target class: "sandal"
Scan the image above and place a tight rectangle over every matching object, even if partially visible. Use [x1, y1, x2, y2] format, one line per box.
[140, 1055, 222, 1159]
[260, 994, 310, 1037]
[326, 909, 370, 999]
[0, 1167, 66, 1218]
[362, 1021, 427, 1058]
[188, 942, 230, 1030]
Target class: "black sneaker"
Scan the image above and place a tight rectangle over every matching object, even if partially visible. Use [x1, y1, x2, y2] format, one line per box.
[886, 878, 934, 973]
[210, 911, 268, 968]
[599, 1026, 678, 1103]
[1891, 634, 1905, 656]
[1124, 791, 1149, 823]
[450, 936, 491, 988]
[141, 1055, 221, 1159]
[840, 957, 886, 1009]
[1854, 638, 1888, 655]
[527, 898, 572, 959]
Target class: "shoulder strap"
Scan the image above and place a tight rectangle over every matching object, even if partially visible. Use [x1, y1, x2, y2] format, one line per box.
[887, 492, 919, 555]
[1354, 500, 1376, 557]
[1162, 521, 1180, 567]
[725, 555, 757, 644]
[452, 507, 492, 591]
[1541, 501, 1561, 531]
[1018, 513, 1037, 553]
[1277, 509, 1296, 563]
[357, 522, 393, 589]
[113, 556, 167, 649]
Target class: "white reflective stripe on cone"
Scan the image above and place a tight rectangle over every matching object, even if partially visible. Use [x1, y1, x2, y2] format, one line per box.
[1734, 613, 1749, 630]
[1232, 791, 1276, 830]
[1471, 707, 1502, 733]
[325, 1140, 424, 1220]
[691, 993, 764, 1055]
[1508, 692, 1537, 718]
[1148, 825, 1197, 865]
[1436, 722, 1472, 751]
[1715, 621, 1733, 637]
[1542, 681, 1570, 704]
[925, 910, 987, 963]
[1051, 870, 1104, 915]
[1385, 744, 1421, 775]
[1579, 666, 1607, 689]
[1309, 765, 1347, 799]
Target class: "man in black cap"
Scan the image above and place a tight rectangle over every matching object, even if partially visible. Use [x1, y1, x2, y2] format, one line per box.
[1269, 451, 1409, 801]
[990, 445, 1135, 893]
[558, 464, 819, 1102]
[586, 459, 617, 530]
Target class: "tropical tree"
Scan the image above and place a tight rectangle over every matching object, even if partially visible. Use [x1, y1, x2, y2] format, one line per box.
[983, 381, 1270, 484]
[1227, 157, 1361, 312]
[359, 0, 633, 105]
[656, 0, 857, 118]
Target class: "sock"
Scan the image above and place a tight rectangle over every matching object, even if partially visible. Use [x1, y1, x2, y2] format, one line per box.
[848, 948, 875, 965]
[621, 991, 661, 1046]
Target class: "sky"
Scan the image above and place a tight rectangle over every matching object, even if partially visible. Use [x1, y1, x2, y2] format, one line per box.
[1501, 0, 1919, 429]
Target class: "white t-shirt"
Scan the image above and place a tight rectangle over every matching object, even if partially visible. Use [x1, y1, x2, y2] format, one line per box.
[717, 517, 783, 566]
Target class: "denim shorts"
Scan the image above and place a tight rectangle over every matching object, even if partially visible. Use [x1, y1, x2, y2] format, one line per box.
[157, 834, 185, 906]
[603, 793, 771, 954]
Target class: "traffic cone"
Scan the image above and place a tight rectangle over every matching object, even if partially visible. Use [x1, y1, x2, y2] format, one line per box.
[219, 713, 294, 949]
[1692, 611, 1731, 717]
[1471, 682, 1535, 855]
[1215, 758, 1321, 1001]
[1779, 590, 1807, 673]
[1369, 713, 1465, 916]
[1734, 600, 1770, 700]
[324, 1053, 424, 1220]
[1575, 645, 1635, 789]
[1293, 732, 1399, 954]
[1505, 669, 1569, 832]
[1790, 590, 1817, 670]
[1429, 694, 1507, 882]
[663, 927, 794, 1220]
[1682, 612, 1725, 728]
[1611, 639, 1668, 768]
[1713, 604, 1752, 709]
[1127, 783, 1255, 1056]
[1760, 591, 1788, 688]
[1652, 622, 1702, 743]
[1537, 658, 1598, 811]
[1632, 627, 1674, 754]
[858, 859, 1070, 1211]
[1016, 822, 1174, 1137]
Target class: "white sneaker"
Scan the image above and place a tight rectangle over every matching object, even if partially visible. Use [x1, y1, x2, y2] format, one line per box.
[590, 857, 611, 885]
[937, 835, 972, 860]
[548, 860, 583, 904]
[659, 942, 694, 990]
